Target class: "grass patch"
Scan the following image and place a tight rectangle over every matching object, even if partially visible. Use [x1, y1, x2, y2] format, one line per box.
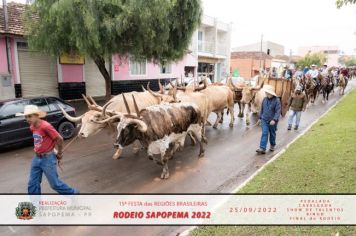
[190, 89, 356, 235]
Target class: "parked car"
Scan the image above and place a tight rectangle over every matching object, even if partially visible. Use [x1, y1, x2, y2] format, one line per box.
[0, 96, 77, 150]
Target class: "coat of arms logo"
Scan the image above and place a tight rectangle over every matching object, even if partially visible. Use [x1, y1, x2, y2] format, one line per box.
[15, 202, 36, 220]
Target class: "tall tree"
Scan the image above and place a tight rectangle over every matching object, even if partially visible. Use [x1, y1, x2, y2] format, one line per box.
[296, 52, 327, 68]
[336, 0, 356, 8]
[24, 0, 202, 100]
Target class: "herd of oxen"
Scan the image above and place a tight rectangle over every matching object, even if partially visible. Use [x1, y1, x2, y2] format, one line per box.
[59, 73, 352, 179]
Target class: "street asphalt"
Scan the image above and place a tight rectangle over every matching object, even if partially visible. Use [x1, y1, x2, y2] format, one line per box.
[0, 80, 354, 236]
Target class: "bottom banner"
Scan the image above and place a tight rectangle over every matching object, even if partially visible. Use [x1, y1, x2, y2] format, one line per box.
[1, 195, 355, 225]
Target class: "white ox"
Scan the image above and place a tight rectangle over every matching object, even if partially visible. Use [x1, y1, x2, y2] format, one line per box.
[239, 82, 266, 126]
[60, 83, 176, 159]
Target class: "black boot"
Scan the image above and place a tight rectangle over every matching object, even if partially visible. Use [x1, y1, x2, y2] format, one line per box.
[294, 125, 299, 130]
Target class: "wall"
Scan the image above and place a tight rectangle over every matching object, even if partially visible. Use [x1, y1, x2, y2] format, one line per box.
[112, 54, 197, 81]
[230, 58, 272, 79]
[0, 37, 15, 100]
[60, 64, 83, 82]
[230, 58, 253, 78]
[0, 37, 8, 74]
[232, 41, 285, 57]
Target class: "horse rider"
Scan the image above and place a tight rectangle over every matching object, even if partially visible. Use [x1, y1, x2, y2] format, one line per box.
[306, 64, 320, 86]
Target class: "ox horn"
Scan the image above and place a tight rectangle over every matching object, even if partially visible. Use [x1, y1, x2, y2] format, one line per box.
[228, 77, 240, 90]
[141, 85, 146, 92]
[88, 96, 99, 107]
[101, 101, 113, 118]
[122, 93, 131, 114]
[82, 94, 92, 107]
[195, 79, 207, 91]
[132, 94, 140, 115]
[93, 113, 123, 124]
[158, 79, 164, 94]
[59, 105, 83, 123]
[147, 82, 163, 98]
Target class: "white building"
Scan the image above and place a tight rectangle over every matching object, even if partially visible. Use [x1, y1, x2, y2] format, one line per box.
[298, 46, 340, 67]
[233, 41, 285, 57]
[189, 15, 232, 82]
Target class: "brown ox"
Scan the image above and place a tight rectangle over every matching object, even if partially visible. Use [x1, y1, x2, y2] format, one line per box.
[200, 83, 235, 128]
[239, 82, 265, 126]
[95, 95, 205, 179]
[59, 83, 176, 159]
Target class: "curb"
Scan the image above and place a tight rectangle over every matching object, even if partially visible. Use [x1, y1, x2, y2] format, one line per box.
[179, 87, 354, 236]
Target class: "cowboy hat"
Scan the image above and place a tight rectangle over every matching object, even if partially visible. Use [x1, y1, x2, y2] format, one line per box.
[16, 105, 47, 118]
[311, 64, 317, 67]
[262, 85, 277, 96]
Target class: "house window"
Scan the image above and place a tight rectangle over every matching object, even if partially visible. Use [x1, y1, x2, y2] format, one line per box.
[130, 59, 146, 75]
[160, 64, 172, 74]
[198, 31, 203, 41]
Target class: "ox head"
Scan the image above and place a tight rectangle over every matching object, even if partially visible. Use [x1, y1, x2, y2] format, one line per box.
[173, 77, 207, 93]
[59, 95, 117, 138]
[93, 94, 148, 159]
[240, 81, 264, 105]
[146, 80, 177, 103]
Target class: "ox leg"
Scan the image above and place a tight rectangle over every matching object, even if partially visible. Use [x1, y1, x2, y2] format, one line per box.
[160, 143, 175, 179]
[246, 104, 252, 126]
[190, 125, 205, 157]
[238, 102, 244, 118]
[112, 148, 123, 159]
[213, 112, 222, 129]
[132, 141, 140, 154]
[202, 123, 208, 144]
[188, 131, 196, 146]
[219, 111, 224, 124]
[229, 105, 235, 128]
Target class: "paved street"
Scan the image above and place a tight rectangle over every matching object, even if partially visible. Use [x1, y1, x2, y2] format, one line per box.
[0, 81, 354, 236]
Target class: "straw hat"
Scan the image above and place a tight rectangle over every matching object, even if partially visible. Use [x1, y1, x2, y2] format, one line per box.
[16, 105, 47, 118]
[262, 85, 277, 96]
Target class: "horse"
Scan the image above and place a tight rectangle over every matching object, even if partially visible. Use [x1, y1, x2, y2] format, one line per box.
[338, 74, 348, 95]
[320, 75, 334, 102]
[303, 75, 319, 104]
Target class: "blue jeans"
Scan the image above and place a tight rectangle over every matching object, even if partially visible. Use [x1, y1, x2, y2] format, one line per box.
[28, 152, 78, 194]
[288, 110, 302, 127]
[259, 119, 277, 150]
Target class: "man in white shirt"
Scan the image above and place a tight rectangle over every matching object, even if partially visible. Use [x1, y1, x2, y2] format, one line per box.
[306, 64, 320, 86]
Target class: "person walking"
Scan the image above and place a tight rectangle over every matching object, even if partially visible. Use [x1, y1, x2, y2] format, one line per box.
[287, 86, 307, 131]
[16, 105, 79, 194]
[256, 85, 281, 155]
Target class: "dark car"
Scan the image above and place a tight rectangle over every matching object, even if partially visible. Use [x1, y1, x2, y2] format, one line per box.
[0, 96, 77, 150]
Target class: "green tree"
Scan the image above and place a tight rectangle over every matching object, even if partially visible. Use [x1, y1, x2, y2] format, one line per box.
[336, 0, 356, 8]
[344, 58, 356, 67]
[296, 52, 327, 68]
[24, 0, 202, 99]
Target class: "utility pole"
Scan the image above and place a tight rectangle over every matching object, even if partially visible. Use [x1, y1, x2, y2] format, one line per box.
[259, 34, 263, 73]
